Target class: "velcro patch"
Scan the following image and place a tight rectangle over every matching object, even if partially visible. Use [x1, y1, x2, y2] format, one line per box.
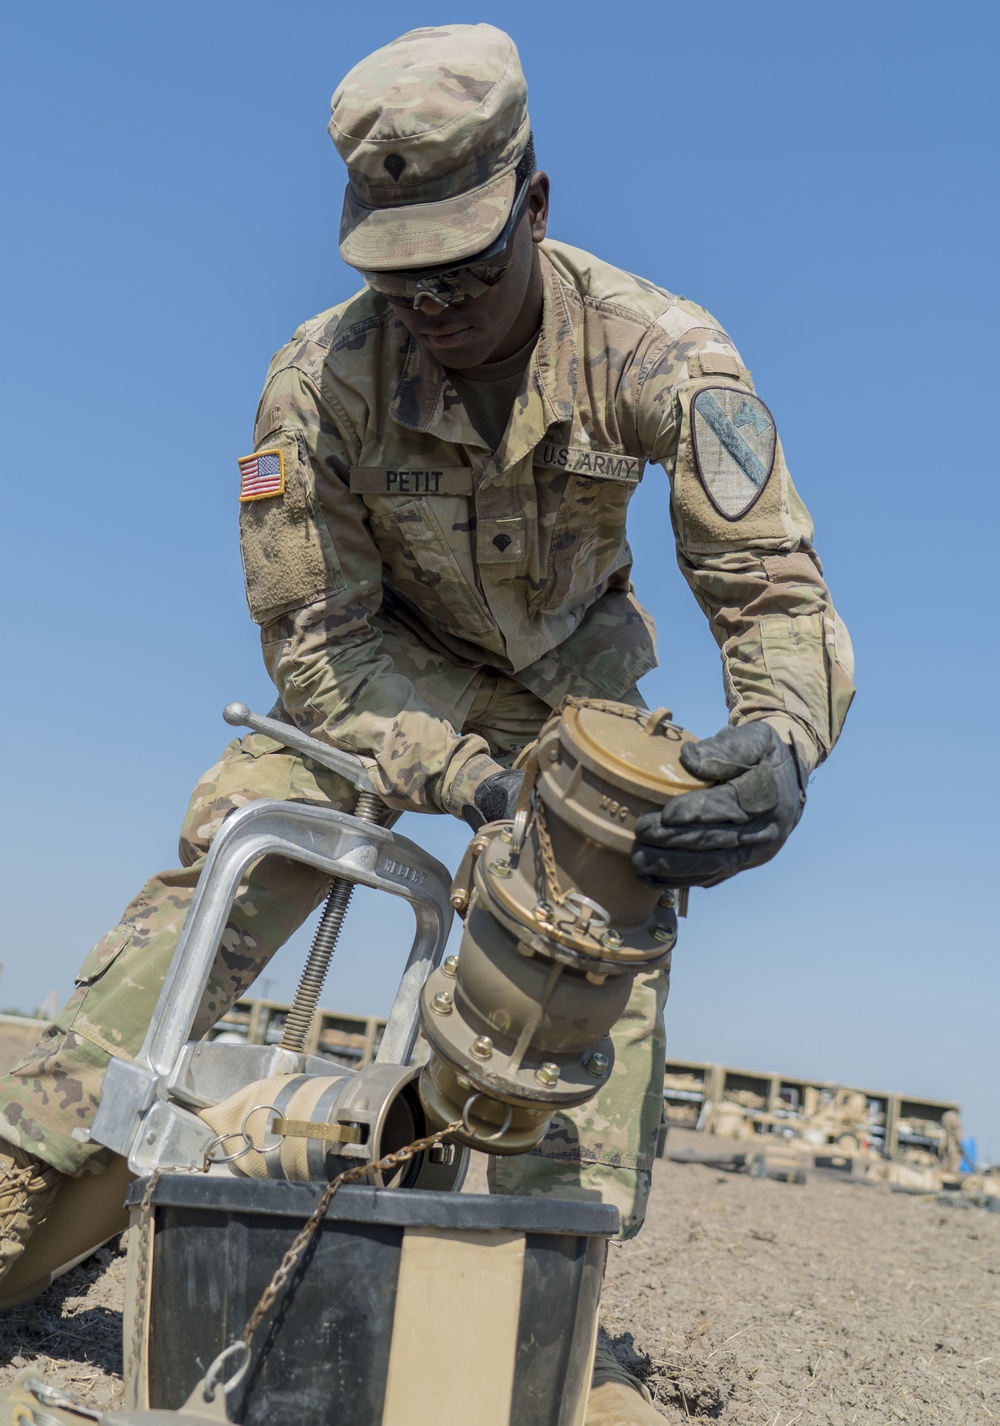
[238, 448, 285, 502]
[350, 467, 473, 496]
[691, 389, 776, 520]
[534, 441, 644, 483]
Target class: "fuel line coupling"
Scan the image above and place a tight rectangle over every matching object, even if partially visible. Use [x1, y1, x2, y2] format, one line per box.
[418, 700, 709, 1154]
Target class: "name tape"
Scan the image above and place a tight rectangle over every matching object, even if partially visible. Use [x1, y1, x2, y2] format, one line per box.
[351, 467, 473, 496]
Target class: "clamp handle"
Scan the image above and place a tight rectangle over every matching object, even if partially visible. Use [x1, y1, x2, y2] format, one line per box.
[223, 702, 376, 794]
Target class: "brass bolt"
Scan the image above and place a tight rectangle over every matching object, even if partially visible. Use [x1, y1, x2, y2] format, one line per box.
[498, 826, 513, 844]
[431, 991, 453, 1015]
[585, 1051, 610, 1077]
[533, 900, 555, 922]
[601, 929, 624, 951]
[471, 1035, 494, 1060]
[489, 859, 512, 878]
[535, 1062, 559, 1087]
[652, 925, 675, 944]
[442, 955, 459, 977]
[450, 890, 468, 912]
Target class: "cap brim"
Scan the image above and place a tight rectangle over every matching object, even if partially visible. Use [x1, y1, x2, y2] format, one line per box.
[340, 168, 517, 272]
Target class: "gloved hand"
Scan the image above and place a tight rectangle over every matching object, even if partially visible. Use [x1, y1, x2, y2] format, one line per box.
[631, 721, 806, 888]
[461, 768, 524, 831]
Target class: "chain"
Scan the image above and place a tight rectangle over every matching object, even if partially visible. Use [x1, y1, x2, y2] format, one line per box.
[123, 1167, 162, 1395]
[530, 697, 649, 910]
[239, 1119, 464, 1346]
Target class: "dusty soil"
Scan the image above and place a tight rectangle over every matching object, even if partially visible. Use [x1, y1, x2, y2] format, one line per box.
[0, 1135, 997, 1422]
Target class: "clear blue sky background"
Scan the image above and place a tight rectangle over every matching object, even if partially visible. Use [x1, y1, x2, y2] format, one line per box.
[3, 4, 998, 1157]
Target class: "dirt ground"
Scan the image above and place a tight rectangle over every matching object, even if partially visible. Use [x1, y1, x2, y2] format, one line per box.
[0, 1134, 997, 1423]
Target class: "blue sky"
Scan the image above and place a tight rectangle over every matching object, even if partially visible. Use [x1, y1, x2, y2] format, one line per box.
[3, 3, 998, 1157]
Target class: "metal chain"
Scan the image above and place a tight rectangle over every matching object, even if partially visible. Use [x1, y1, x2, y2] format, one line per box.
[531, 697, 648, 910]
[239, 1119, 464, 1346]
[123, 1167, 162, 1396]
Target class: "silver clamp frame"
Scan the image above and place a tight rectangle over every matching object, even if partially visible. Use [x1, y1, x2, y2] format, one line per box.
[90, 721, 454, 1174]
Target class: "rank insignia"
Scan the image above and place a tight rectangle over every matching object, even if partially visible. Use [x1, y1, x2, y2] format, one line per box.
[691, 389, 776, 520]
[238, 448, 285, 502]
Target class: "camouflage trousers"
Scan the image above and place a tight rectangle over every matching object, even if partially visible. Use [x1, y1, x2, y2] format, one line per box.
[0, 671, 667, 1240]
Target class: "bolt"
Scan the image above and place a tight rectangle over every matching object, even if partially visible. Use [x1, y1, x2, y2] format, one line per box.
[471, 1035, 494, 1060]
[658, 890, 678, 909]
[498, 826, 513, 844]
[535, 1062, 560, 1088]
[442, 955, 459, 977]
[431, 991, 453, 1015]
[585, 1051, 610, 1077]
[601, 929, 624, 951]
[652, 924, 675, 944]
[533, 900, 555, 922]
[450, 890, 468, 912]
[547, 745, 560, 762]
[146, 1131, 157, 1144]
[489, 859, 512, 878]
[456, 1074, 472, 1090]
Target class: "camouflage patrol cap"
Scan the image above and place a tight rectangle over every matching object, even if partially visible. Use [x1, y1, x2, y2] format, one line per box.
[330, 24, 530, 272]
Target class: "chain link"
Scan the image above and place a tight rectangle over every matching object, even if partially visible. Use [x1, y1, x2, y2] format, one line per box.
[239, 1119, 464, 1346]
[530, 697, 647, 910]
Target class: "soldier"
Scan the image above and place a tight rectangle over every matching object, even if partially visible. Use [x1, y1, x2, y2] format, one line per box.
[0, 24, 853, 1424]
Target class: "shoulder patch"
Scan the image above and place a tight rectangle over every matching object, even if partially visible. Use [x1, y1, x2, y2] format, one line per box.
[238, 448, 285, 502]
[691, 389, 775, 520]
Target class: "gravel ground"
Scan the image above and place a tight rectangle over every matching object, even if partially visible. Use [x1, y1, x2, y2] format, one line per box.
[0, 1138, 997, 1422]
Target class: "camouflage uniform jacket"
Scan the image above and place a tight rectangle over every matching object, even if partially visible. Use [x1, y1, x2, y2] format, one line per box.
[239, 239, 855, 815]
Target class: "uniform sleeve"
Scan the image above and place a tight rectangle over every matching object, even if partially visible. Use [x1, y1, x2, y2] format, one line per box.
[635, 333, 855, 772]
[238, 361, 499, 815]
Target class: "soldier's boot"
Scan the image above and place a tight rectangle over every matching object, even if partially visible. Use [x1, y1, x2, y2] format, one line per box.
[0, 1144, 65, 1283]
[586, 1339, 661, 1424]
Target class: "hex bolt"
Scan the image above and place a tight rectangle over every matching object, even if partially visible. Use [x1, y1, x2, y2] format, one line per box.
[498, 826, 513, 844]
[652, 924, 675, 944]
[471, 1036, 494, 1060]
[585, 1051, 610, 1077]
[431, 991, 454, 1015]
[658, 890, 678, 909]
[450, 890, 469, 912]
[442, 955, 460, 977]
[601, 929, 624, 951]
[533, 900, 555, 922]
[489, 859, 512, 878]
[535, 1062, 560, 1087]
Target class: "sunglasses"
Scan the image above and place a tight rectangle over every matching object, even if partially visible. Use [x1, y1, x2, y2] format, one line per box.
[361, 176, 531, 309]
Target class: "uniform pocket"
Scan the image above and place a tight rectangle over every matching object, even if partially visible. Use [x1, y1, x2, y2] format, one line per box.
[369, 497, 494, 636]
[530, 471, 635, 614]
[75, 927, 132, 986]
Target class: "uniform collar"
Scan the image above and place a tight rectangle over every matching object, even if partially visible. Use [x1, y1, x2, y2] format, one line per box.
[388, 253, 578, 470]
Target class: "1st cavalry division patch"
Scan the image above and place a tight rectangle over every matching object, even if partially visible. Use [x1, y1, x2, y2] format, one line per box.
[691, 389, 776, 520]
[238, 448, 285, 501]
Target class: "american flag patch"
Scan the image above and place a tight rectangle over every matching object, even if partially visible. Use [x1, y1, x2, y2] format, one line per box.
[238, 448, 285, 501]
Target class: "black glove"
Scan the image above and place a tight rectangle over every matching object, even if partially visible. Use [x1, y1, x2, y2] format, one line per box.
[461, 768, 524, 831]
[631, 722, 806, 889]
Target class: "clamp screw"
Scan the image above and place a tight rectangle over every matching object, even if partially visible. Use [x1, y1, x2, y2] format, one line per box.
[471, 1036, 494, 1060]
[535, 1062, 560, 1087]
[442, 955, 459, 977]
[431, 991, 454, 1015]
[652, 924, 675, 944]
[601, 930, 624, 950]
[585, 1051, 610, 1077]
[489, 859, 512, 878]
